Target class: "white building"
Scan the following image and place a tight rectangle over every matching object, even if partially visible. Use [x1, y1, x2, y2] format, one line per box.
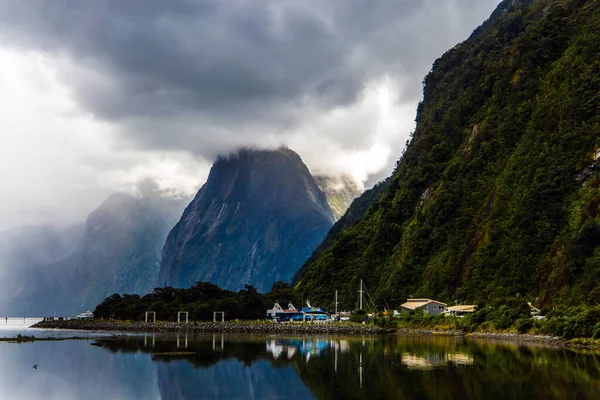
[73, 311, 94, 319]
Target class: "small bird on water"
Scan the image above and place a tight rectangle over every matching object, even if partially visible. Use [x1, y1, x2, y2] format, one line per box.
[33, 364, 37, 369]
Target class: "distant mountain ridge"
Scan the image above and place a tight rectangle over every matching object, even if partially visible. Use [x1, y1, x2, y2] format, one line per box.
[6, 190, 186, 316]
[2, 147, 360, 315]
[159, 148, 335, 292]
[0, 223, 84, 310]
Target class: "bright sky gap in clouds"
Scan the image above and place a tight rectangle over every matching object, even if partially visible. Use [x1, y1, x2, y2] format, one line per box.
[0, 0, 501, 231]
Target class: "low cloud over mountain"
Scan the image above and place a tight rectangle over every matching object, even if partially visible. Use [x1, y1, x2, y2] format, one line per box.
[0, 0, 500, 232]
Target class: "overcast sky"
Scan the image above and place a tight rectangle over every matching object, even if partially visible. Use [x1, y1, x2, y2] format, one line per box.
[0, 0, 501, 231]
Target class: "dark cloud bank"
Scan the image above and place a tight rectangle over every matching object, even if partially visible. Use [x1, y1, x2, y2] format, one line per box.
[0, 0, 500, 159]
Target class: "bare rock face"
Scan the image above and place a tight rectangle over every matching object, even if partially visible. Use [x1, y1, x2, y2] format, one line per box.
[159, 148, 334, 292]
[314, 175, 362, 221]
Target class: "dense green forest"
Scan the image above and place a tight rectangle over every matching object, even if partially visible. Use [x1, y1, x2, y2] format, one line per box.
[93, 281, 297, 321]
[295, 0, 600, 310]
[293, 179, 389, 282]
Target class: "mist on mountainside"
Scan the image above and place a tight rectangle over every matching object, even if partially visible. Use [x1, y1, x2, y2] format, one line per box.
[314, 176, 362, 221]
[0, 223, 84, 312]
[3, 182, 189, 316]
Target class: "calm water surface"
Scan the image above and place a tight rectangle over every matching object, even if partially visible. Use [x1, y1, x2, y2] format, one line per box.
[0, 322, 599, 400]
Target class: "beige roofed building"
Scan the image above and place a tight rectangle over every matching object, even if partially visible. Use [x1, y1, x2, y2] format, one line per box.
[528, 302, 541, 316]
[400, 299, 447, 315]
[445, 305, 477, 317]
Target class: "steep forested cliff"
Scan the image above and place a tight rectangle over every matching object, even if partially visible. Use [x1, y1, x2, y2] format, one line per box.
[296, 0, 600, 309]
[159, 148, 334, 292]
[293, 179, 389, 284]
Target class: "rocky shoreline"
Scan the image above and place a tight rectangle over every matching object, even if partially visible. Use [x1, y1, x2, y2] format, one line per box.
[30, 320, 598, 348]
[31, 319, 388, 334]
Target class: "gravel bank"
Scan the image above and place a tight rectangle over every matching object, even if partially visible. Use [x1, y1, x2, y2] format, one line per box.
[32, 320, 389, 335]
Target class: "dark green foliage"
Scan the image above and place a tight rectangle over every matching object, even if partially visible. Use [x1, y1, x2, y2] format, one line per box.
[349, 309, 367, 323]
[443, 298, 533, 331]
[296, 0, 600, 311]
[369, 302, 600, 339]
[93, 281, 299, 321]
[372, 314, 397, 329]
[538, 306, 600, 339]
[271, 281, 291, 291]
[516, 318, 534, 334]
[293, 179, 389, 286]
[388, 310, 465, 332]
[593, 323, 600, 339]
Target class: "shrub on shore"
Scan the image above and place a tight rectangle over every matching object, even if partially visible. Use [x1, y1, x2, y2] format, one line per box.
[370, 302, 600, 340]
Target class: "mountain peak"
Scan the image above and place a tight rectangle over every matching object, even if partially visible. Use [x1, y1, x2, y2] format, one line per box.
[159, 147, 335, 292]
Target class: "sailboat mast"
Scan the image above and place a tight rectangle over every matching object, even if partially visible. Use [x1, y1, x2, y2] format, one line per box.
[335, 290, 338, 315]
[359, 279, 363, 310]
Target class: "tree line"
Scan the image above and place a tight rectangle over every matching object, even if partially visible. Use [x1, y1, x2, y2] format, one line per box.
[93, 281, 298, 321]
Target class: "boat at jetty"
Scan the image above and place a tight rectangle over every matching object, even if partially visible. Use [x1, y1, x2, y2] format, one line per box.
[266, 302, 303, 321]
[73, 311, 94, 320]
[300, 302, 328, 321]
[266, 301, 329, 322]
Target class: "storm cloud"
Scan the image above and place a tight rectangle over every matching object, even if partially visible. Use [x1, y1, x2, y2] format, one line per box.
[0, 0, 500, 230]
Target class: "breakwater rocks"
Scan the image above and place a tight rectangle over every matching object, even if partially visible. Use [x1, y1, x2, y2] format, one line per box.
[32, 319, 388, 335]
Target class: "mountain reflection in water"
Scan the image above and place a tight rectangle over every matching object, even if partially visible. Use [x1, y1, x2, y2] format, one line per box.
[1, 333, 599, 399]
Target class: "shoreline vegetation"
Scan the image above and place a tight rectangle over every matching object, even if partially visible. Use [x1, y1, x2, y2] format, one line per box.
[86, 282, 600, 348]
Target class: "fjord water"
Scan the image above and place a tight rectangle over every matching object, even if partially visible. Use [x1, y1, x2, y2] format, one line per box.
[1, 329, 599, 400]
[0, 318, 43, 336]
